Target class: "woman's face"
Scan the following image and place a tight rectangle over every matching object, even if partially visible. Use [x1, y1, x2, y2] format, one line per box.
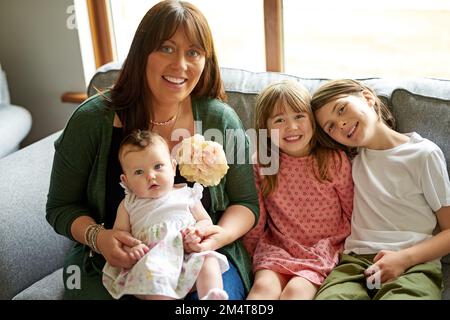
[314, 92, 378, 148]
[146, 26, 206, 107]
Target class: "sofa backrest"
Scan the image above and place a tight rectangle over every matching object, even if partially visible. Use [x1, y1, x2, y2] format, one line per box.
[88, 64, 450, 177]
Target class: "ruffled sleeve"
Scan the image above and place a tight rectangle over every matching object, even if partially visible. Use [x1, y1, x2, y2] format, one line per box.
[189, 183, 204, 207]
[119, 182, 136, 211]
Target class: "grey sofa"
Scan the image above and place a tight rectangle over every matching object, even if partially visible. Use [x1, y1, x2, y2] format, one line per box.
[1, 65, 449, 300]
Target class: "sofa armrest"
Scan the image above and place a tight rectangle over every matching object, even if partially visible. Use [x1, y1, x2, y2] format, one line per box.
[0, 131, 72, 299]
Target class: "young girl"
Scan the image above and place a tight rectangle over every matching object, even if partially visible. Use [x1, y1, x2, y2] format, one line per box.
[311, 79, 450, 299]
[243, 81, 354, 300]
[102, 130, 229, 300]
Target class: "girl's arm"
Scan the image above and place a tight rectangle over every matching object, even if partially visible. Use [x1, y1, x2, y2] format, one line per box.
[366, 149, 450, 283]
[366, 206, 450, 284]
[402, 206, 450, 266]
[334, 151, 354, 221]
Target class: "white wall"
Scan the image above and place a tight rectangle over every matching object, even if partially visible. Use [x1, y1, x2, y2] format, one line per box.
[0, 0, 85, 146]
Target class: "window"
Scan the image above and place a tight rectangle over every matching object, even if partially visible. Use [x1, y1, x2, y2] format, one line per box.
[109, 0, 266, 72]
[66, 0, 450, 103]
[283, 0, 450, 78]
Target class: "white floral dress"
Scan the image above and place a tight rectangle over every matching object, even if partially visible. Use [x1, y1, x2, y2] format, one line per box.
[102, 183, 229, 299]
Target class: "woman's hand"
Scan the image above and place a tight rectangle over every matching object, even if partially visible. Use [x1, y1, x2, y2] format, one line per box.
[96, 229, 143, 269]
[364, 250, 410, 285]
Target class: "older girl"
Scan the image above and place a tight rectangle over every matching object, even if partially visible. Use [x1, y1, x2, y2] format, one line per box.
[312, 79, 450, 299]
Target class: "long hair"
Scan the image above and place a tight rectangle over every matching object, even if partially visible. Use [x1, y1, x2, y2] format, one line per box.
[108, 0, 226, 136]
[254, 80, 339, 196]
[311, 79, 395, 156]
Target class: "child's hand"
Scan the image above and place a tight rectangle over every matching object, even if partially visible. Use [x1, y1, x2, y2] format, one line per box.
[97, 229, 145, 269]
[181, 226, 202, 253]
[364, 250, 410, 284]
[123, 243, 149, 260]
[192, 224, 226, 252]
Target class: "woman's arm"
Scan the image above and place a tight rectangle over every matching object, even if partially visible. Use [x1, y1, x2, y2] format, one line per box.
[193, 106, 259, 251]
[242, 164, 268, 256]
[46, 106, 141, 269]
[69, 201, 143, 268]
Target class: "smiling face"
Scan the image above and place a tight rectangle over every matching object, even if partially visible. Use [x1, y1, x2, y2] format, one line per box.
[267, 103, 314, 157]
[314, 91, 379, 148]
[120, 142, 176, 199]
[146, 26, 206, 107]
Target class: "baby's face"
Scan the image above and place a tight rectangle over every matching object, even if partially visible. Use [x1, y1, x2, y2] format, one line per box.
[121, 143, 176, 199]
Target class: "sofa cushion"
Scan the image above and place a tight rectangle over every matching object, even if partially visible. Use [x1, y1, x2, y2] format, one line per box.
[12, 268, 65, 300]
[390, 89, 450, 176]
[0, 131, 72, 299]
[220, 68, 393, 130]
[87, 61, 122, 97]
[0, 104, 32, 158]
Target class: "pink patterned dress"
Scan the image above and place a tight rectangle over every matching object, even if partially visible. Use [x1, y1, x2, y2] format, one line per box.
[243, 150, 353, 285]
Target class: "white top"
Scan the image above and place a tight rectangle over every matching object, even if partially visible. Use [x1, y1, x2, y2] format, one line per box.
[123, 183, 203, 237]
[344, 132, 450, 254]
[102, 182, 229, 299]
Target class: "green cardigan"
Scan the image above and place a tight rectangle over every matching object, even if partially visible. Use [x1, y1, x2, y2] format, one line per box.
[46, 94, 259, 297]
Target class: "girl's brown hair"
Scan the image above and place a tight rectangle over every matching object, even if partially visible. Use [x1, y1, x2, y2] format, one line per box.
[255, 80, 340, 196]
[108, 0, 226, 136]
[310, 79, 395, 154]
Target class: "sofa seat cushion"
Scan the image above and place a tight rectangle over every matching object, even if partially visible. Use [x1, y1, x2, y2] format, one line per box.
[13, 268, 65, 300]
[0, 131, 73, 299]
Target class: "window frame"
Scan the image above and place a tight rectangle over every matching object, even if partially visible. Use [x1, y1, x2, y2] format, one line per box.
[62, 0, 284, 103]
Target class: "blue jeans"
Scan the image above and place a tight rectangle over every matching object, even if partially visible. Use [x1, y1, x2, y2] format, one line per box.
[185, 261, 245, 300]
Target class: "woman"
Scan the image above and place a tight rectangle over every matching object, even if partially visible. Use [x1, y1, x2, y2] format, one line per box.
[46, 0, 258, 300]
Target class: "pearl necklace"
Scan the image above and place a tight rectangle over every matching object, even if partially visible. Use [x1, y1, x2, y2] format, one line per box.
[149, 114, 176, 126]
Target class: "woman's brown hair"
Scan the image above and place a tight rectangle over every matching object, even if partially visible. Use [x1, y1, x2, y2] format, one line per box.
[255, 81, 340, 196]
[108, 0, 226, 136]
[311, 79, 396, 154]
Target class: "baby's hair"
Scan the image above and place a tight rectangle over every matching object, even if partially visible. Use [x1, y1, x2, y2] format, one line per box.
[254, 80, 340, 196]
[310, 79, 396, 154]
[118, 130, 169, 168]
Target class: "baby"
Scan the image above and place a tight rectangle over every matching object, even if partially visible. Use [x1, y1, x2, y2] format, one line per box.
[102, 130, 229, 300]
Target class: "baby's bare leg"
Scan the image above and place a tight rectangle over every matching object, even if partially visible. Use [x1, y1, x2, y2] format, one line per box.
[196, 255, 228, 300]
